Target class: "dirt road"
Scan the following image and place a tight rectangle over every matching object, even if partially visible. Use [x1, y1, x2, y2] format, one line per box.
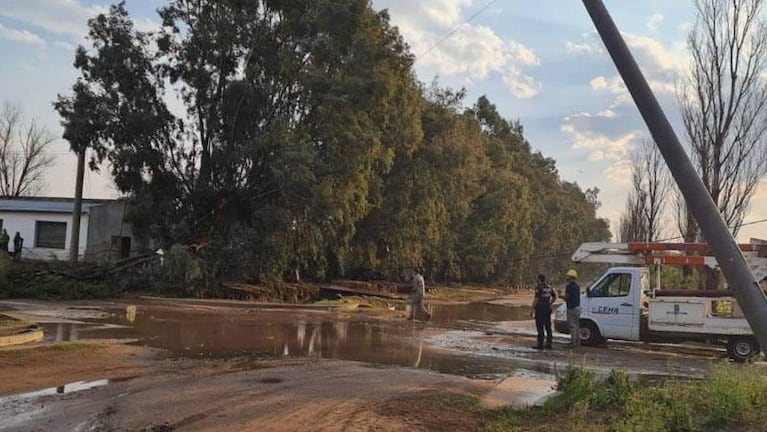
[0, 297, 742, 431]
[1, 350, 488, 432]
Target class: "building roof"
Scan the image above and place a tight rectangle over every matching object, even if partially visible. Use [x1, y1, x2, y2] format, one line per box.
[0, 197, 120, 214]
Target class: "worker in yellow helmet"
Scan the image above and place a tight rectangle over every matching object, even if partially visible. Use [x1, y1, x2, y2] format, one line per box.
[562, 269, 581, 348]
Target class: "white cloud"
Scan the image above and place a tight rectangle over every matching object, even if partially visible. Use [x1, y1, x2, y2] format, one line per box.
[383, 0, 542, 99]
[133, 18, 161, 34]
[590, 76, 622, 92]
[503, 68, 541, 99]
[568, 31, 684, 110]
[566, 41, 595, 55]
[647, 13, 664, 33]
[0, 23, 46, 48]
[561, 111, 642, 162]
[589, 76, 633, 105]
[414, 24, 539, 78]
[597, 109, 618, 118]
[623, 33, 682, 72]
[0, 0, 107, 38]
[53, 40, 76, 51]
[603, 159, 635, 184]
[420, 0, 473, 28]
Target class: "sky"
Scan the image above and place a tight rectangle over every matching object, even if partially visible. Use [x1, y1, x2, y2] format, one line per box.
[0, 0, 765, 241]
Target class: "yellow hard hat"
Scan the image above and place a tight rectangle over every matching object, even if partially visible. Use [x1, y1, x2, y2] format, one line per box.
[566, 269, 578, 279]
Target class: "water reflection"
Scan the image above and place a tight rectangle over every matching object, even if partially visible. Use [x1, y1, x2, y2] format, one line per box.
[429, 303, 530, 326]
[50, 323, 80, 343]
[0, 379, 117, 405]
[39, 303, 535, 378]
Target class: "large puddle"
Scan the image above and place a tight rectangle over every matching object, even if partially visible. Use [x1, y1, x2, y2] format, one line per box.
[429, 302, 531, 326]
[39, 302, 537, 378]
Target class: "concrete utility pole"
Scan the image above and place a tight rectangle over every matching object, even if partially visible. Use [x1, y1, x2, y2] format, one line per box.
[581, 0, 767, 351]
[69, 148, 86, 264]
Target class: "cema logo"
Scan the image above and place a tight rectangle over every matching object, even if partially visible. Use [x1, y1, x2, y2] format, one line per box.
[593, 306, 619, 315]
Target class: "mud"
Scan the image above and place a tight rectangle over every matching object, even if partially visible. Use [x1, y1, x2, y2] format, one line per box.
[0, 296, 745, 431]
[0, 343, 153, 397]
[0, 358, 488, 432]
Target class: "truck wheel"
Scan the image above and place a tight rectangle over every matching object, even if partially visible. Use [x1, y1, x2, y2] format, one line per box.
[579, 320, 604, 347]
[727, 336, 760, 363]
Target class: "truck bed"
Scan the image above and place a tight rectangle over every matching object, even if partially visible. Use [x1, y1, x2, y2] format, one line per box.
[653, 289, 767, 298]
[646, 296, 752, 336]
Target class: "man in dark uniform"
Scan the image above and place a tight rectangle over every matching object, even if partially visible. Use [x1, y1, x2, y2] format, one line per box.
[532, 274, 557, 350]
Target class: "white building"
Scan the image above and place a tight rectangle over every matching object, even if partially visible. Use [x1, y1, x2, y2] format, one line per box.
[0, 197, 145, 262]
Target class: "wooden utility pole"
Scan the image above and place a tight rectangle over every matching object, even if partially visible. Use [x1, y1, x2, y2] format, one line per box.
[69, 149, 86, 264]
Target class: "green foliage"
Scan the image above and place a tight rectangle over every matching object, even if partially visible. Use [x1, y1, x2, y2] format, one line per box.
[486, 364, 767, 432]
[654, 265, 700, 289]
[0, 254, 9, 292]
[546, 367, 598, 411]
[159, 245, 202, 294]
[56, 1, 611, 287]
[0, 261, 118, 300]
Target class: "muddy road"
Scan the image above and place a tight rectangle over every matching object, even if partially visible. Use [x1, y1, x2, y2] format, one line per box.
[0, 298, 731, 431]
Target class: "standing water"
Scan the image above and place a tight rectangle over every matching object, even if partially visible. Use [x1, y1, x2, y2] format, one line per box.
[38, 301, 535, 378]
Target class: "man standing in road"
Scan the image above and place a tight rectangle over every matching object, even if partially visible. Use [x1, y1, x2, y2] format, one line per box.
[562, 269, 581, 348]
[532, 274, 556, 350]
[407, 268, 431, 322]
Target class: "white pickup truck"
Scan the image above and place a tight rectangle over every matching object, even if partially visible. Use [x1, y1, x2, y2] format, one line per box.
[553, 242, 767, 362]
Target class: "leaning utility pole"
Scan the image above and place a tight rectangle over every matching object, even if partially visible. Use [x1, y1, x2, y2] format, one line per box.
[69, 148, 85, 264]
[581, 0, 767, 352]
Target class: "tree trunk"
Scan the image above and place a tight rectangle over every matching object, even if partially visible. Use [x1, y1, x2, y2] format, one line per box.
[69, 149, 86, 265]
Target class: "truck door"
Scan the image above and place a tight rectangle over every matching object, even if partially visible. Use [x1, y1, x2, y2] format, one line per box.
[587, 272, 637, 340]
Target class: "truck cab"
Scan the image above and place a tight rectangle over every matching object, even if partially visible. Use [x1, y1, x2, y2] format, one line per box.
[554, 267, 649, 345]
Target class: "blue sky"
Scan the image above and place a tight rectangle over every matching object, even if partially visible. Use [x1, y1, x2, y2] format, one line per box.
[1, 0, 765, 241]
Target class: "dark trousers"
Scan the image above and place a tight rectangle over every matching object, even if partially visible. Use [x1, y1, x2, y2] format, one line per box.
[535, 310, 553, 348]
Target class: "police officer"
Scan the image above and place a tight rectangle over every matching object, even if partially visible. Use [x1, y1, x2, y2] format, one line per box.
[532, 274, 556, 350]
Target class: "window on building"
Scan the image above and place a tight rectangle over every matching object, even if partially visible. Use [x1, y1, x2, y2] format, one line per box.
[35, 221, 67, 249]
[0, 219, 3, 231]
[111, 236, 132, 259]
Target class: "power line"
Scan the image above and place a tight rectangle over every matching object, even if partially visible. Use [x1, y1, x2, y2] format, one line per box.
[415, 0, 499, 62]
[656, 217, 767, 242]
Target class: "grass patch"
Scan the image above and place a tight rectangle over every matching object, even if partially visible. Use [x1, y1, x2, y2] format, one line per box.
[482, 363, 767, 432]
[45, 342, 106, 352]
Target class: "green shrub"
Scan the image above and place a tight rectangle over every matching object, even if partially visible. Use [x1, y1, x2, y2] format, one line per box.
[547, 367, 598, 412]
[508, 363, 767, 432]
[0, 254, 10, 294]
[592, 369, 633, 409]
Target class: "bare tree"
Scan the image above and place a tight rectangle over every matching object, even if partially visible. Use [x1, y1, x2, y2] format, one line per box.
[619, 140, 671, 242]
[678, 0, 767, 238]
[0, 102, 55, 197]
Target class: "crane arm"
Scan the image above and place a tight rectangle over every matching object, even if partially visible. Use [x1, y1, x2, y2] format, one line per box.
[571, 242, 767, 284]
